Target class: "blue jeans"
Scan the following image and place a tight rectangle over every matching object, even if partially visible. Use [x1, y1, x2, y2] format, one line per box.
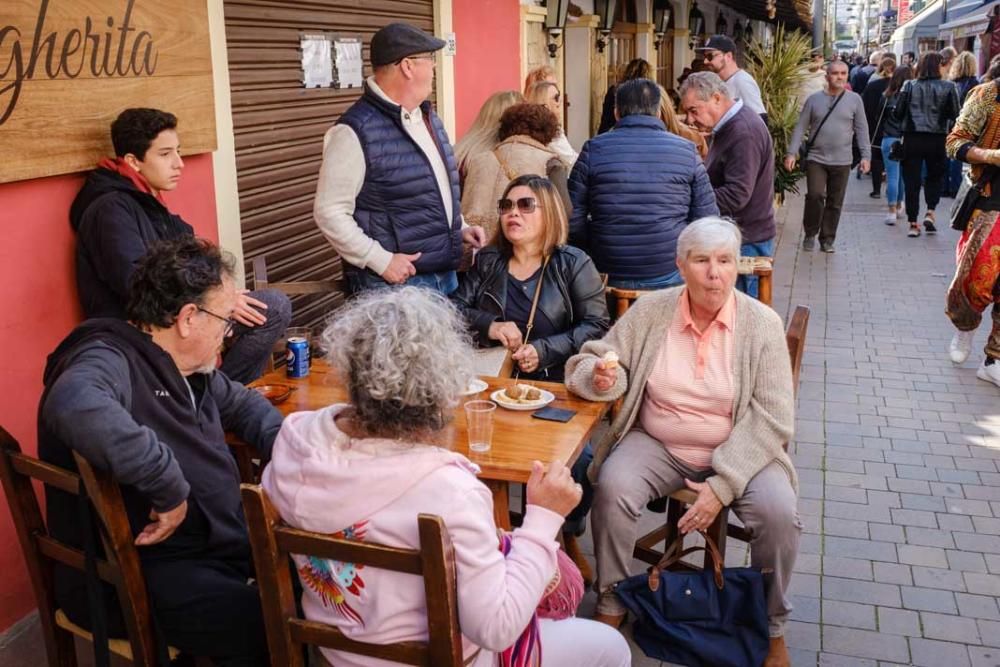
[736, 238, 775, 299]
[607, 268, 683, 290]
[564, 442, 595, 535]
[221, 288, 292, 384]
[346, 269, 459, 296]
[881, 137, 905, 206]
[946, 158, 964, 195]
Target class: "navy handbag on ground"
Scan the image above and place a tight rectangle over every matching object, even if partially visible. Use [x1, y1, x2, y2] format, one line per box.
[614, 532, 769, 667]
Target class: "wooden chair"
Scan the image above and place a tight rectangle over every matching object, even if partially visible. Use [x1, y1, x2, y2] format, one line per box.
[0, 427, 179, 665]
[241, 484, 464, 667]
[604, 256, 774, 322]
[251, 255, 345, 371]
[633, 304, 810, 569]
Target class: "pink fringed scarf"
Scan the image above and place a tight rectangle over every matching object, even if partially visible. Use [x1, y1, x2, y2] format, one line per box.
[497, 533, 584, 667]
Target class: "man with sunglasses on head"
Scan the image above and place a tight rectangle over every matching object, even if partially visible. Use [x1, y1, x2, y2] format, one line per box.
[314, 23, 486, 295]
[696, 35, 767, 124]
[70, 108, 291, 384]
[39, 237, 283, 666]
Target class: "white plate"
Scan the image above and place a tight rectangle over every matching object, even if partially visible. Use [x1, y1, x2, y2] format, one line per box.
[490, 388, 555, 411]
[460, 379, 489, 396]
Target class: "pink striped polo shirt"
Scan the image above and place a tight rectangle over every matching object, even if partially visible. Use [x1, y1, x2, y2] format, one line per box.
[638, 289, 736, 469]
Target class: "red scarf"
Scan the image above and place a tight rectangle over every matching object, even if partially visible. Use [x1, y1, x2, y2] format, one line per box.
[97, 157, 167, 205]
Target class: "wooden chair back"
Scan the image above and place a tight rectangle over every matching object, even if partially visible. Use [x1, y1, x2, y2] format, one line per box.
[0, 427, 167, 665]
[252, 255, 346, 372]
[241, 484, 464, 667]
[785, 304, 810, 397]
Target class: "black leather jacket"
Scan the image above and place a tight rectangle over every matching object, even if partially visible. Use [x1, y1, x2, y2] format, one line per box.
[451, 245, 610, 380]
[892, 78, 960, 135]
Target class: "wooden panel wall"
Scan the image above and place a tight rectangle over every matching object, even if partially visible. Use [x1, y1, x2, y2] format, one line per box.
[224, 0, 435, 329]
[0, 0, 215, 183]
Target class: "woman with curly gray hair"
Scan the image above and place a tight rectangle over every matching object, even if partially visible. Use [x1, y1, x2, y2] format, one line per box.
[262, 287, 630, 667]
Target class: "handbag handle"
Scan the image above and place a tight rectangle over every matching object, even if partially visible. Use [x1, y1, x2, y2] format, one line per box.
[648, 530, 725, 592]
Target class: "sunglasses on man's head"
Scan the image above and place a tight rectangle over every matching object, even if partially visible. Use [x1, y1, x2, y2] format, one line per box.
[498, 197, 541, 215]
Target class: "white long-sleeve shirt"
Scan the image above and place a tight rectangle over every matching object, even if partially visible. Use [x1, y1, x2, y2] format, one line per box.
[313, 77, 458, 276]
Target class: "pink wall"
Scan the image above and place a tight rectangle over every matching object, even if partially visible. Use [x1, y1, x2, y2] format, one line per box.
[0, 155, 218, 631]
[452, 0, 523, 138]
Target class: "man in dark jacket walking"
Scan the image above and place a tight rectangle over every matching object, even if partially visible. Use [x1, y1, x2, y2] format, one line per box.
[70, 108, 290, 384]
[313, 23, 485, 295]
[680, 72, 776, 297]
[39, 237, 283, 665]
[568, 78, 718, 289]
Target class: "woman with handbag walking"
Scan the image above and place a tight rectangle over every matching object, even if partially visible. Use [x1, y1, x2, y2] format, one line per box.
[878, 66, 914, 225]
[892, 52, 961, 237]
[862, 54, 896, 199]
[944, 55, 1000, 387]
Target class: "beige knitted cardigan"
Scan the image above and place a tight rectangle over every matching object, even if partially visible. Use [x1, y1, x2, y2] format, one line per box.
[564, 287, 798, 506]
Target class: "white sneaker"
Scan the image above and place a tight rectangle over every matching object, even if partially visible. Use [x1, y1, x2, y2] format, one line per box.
[977, 360, 1000, 387]
[897, 208, 906, 220]
[884, 213, 896, 226]
[950, 330, 975, 364]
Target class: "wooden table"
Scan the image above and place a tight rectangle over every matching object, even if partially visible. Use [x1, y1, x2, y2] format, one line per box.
[252, 361, 609, 530]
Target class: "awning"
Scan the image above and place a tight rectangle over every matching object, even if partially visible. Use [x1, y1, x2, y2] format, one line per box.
[717, 0, 812, 31]
[939, 0, 1000, 40]
[891, 0, 943, 42]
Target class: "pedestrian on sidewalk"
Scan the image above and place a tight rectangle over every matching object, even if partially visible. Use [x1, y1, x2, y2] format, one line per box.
[862, 54, 897, 199]
[944, 51, 980, 197]
[877, 66, 914, 225]
[944, 57, 1000, 385]
[892, 51, 960, 237]
[680, 72, 776, 298]
[785, 60, 871, 253]
[696, 35, 768, 124]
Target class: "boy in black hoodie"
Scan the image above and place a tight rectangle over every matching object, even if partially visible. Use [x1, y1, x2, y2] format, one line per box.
[40, 237, 282, 665]
[69, 108, 290, 383]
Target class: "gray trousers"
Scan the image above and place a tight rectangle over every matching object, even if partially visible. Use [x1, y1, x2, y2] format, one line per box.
[592, 430, 802, 637]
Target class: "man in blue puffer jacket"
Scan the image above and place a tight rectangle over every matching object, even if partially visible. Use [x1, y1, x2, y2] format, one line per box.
[568, 79, 719, 290]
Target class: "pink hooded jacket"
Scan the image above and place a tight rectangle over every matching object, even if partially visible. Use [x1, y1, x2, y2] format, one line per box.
[261, 404, 564, 667]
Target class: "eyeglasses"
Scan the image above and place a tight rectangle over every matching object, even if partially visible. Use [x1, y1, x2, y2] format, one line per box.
[498, 197, 542, 215]
[398, 54, 437, 67]
[197, 306, 235, 336]
[703, 51, 723, 62]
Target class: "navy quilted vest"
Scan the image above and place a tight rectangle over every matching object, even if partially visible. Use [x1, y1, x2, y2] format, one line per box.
[338, 85, 463, 274]
[570, 114, 718, 279]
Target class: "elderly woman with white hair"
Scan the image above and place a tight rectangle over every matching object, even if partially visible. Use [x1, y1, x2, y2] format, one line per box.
[565, 217, 800, 667]
[262, 287, 631, 667]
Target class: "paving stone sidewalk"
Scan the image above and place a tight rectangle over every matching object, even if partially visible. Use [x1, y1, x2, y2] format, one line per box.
[595, 175, 1000, 667]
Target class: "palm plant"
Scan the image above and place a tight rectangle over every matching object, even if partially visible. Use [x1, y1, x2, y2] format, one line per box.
[744, 25, 814, 201]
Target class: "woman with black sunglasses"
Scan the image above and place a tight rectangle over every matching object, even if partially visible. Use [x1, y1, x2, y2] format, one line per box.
[451, 174, 609, 383]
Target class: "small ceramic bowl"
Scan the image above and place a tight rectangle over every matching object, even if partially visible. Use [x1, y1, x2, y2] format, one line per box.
[253, 384, 293, 405]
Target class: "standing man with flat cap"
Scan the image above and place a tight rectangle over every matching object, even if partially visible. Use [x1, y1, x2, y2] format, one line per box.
[697, 35, 767, 123]
[314, 22, 486, 294]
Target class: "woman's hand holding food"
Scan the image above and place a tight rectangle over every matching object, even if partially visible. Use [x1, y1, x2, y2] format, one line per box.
[488, 321, 523, 350]
[592, 351, 619, 392]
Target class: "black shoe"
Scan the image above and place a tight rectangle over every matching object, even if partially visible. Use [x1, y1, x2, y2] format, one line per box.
[802, 236, 816, 251]
[924, 220, 937, 234]
[870, 192, 881, 199]
[820, 242, 835, 253]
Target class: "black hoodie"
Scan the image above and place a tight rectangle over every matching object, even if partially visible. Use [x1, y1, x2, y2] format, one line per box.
[38, 318, 282, 564]
[69, 168, 193, 318]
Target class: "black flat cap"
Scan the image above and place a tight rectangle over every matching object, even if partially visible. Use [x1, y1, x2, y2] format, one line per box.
[695, 35, 737, 53]
[370, 23, 446, 67]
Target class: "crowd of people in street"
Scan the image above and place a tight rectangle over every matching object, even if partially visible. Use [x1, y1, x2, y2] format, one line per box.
[29, 16, 1000, 667]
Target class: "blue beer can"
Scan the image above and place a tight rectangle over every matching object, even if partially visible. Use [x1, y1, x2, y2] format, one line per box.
[286, 337, 310, 378]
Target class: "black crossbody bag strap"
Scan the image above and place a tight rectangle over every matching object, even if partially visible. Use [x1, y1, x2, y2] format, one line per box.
[805, 91, 846, 152]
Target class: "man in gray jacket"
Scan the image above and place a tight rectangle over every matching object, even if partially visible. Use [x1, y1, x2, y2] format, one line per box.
[786, 60, 871, 253]
[39, 236, 283, 666]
